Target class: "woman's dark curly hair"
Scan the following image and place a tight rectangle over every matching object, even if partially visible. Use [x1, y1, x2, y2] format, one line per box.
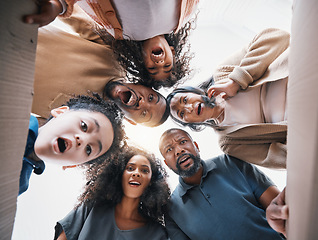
[78, 145, 170, 225]
[99, 17, 196, 90]
[167, 77, 217, 131]
[65, 93, 127, 166]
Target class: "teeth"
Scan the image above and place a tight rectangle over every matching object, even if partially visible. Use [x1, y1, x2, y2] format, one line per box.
[120, 91, 132, 104]
[179, 157, 189, 164]
[129, 181, 141, 186]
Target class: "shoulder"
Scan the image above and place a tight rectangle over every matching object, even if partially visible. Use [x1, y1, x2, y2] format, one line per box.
[146, 221, 169, 239]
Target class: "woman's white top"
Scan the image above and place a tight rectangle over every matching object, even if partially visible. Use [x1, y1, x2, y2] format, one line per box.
[218, 78, 288, 127]
[112, 0, 179, 40]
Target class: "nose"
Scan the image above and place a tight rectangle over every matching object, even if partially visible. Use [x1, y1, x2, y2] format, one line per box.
[184, 104, 193, 113]
[75, 134, 87, 147]
[155, 60, 164, 65]
[132, 170, 141, 177]
[137, 96, 145, 108]
[175, 145, 185, 157]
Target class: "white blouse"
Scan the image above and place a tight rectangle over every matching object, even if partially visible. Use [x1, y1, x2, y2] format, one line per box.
[218, 78, 288, 127]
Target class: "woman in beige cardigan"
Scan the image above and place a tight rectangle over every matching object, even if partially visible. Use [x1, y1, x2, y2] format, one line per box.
[25, 0, 199, 89]
[167, 28, 290, 169]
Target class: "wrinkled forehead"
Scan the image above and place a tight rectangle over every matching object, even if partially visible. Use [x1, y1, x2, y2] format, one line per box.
[160, 129, 189, 149]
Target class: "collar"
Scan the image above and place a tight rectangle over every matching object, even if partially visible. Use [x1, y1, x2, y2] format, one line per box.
[177, 159, 217, 197]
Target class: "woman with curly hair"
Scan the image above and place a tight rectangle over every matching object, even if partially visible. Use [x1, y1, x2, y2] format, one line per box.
[110, 17, 196, 89]
[24, 0, 198, 89]
[54, 146, 171, 240]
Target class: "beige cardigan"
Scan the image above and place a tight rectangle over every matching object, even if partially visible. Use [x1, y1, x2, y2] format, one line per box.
[32, 6, 125, 118]
[213, 28, 290, 169]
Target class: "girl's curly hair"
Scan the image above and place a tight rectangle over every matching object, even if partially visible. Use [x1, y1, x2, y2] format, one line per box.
[78, 145, 170, 225]
[98, 17, 196, 90]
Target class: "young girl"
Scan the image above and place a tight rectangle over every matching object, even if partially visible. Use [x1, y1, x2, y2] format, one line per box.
[20, 94, 126, 195]
[167, 28, 290, 169]
[24, 0, 198, 89]
[54, 146, 170, 240]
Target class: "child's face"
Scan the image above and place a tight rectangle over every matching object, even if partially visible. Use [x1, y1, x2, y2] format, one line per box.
[34, 107, 114, 166]
[142, 35, 175, 81]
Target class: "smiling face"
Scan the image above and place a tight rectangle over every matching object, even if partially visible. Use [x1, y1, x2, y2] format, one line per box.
[34, 108, 114, 166]
[105, 82, 167, 127]
[159, 129, 201, 178]
[122, 155, 152, 199]
[142, 35, 175, 81]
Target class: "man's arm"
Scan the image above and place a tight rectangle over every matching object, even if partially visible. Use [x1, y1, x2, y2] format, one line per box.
[259, 185, 280, 209]
[56, 231, 67, 240]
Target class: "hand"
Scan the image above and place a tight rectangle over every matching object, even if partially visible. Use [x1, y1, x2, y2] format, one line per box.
[266, 187, 289, 237]
[207, 79, 240, 99]
[23, 0, 63, 27]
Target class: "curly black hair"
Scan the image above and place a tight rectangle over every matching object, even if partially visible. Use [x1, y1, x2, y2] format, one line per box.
[78, 145, 170, 225]
[64, 93, 127, 165]
[99, 18, 196, 90]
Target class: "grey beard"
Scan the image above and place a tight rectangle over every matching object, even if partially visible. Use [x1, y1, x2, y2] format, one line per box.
[176, 153, 202, 178]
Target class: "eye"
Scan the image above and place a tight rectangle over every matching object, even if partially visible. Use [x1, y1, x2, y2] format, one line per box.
[180, 140, 187, 145]
[180, 111, 184, 119]
[166, 147, 172, 153]
[164, 64, 171, 68]
[81, 121, 88, 132]
[141, 110, 147, 118]
[148, 94, 154, 102]
[85, 145, 92, 156]
[142, 168, 150, 174]
[127, 165, 134, 171]
[148, 67, 155, 70]
[183, 97, 187, 103]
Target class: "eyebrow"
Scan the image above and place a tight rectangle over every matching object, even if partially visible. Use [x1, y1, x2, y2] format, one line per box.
[164, 68, 172, 74]
[155, 92, 161, 104]
[97, 140, 103, 156]
[127, 163, 150, 168]
[90, 118, 102, 156]
[176, 96, 184, 118]
[149, 72, 159, 76]
[94, 119, 100, 131]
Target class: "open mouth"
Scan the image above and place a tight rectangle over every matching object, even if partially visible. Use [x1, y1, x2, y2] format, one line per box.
[178, 156, 191, 167]
[57, 138, 67, 153]
[129, 181, 141, 186]
[118, 90, 136, 106]
[197, 103, 202, 115]
[152, 47, 163, 56]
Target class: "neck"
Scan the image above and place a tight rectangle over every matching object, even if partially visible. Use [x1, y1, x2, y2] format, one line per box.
[28, 150, 42, 162]
[210, 104, 224, 124]
[182, 164, 203, 185]
[115, 196, 143, 220]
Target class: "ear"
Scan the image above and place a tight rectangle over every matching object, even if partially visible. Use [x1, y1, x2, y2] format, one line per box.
[194, 141, 200, 152]
[170, 46, 175, 56]
[62, 165, 77, 170]
[51, 106, 70, 118]
[124, 116, 137, 125]
[164, 159, 170, 169]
